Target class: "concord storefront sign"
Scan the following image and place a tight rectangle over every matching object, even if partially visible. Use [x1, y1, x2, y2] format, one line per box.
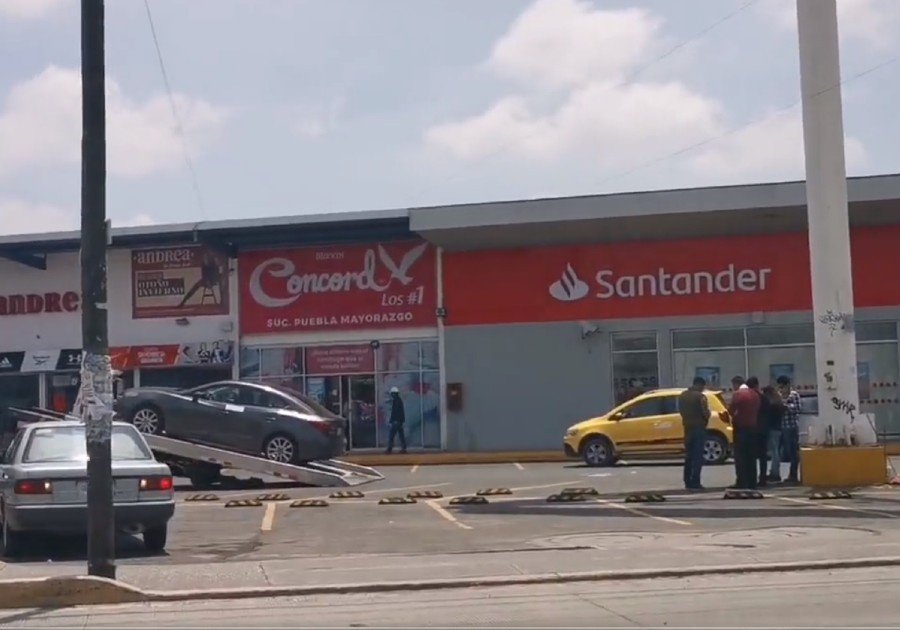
[443, 227, 900, 326]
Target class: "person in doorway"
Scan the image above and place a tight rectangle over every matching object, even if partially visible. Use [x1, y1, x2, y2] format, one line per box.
[760, 385, 786, 485]
[729, 376, 761, 489]
[385, 386, 407, 454]
[778, 375, 802, 483]
[679, 376, 710, 491]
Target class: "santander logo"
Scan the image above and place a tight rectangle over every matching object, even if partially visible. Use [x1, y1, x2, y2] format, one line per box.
[549, 264, 589, 302]
[249, 243, 428, 308]
[548, 262, 773, 303]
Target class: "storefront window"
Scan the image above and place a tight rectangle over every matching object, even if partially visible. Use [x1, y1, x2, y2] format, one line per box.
[240, 348, 260, 378]
[857, 342, 900, 436]
[611, 332, 658, 405]
[48, 372, 80, 413]
[746, 324, 814, 346]
[747, 346, 817, 389]
[421, 341, 439, 371]
[0, 374, 40, 432]
[421, 371, 441, 448]
[260, 347, 303, 377]
[673, 328, 744, 349]
[673, 349, 744, 391]
[378, 342, 420, 372]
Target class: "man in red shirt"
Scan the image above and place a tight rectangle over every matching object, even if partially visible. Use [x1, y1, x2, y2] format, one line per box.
[729, 376, 762, 489]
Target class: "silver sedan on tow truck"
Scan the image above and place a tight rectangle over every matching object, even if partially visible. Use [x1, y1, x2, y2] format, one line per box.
[0, 420, 175, 558]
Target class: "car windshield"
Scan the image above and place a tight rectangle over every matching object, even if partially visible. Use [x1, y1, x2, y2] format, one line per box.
[266, 384, 340, 419]
[22, 425, 153, 463]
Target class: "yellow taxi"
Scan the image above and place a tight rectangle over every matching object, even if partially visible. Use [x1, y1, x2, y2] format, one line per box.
[563, 388, 733, 467]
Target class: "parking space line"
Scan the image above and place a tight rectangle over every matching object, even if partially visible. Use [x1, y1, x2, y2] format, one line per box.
[260, 502, 277, 532]
[594, 498, 692, 526]
[513, 462, 525, 471]
[425, 499, 474, 531]
[775, 495, 899, 519]
[411, 465, 419, 473]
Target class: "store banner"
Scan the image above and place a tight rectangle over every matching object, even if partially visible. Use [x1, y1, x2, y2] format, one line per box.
[132, 245, 230, 319]
[240, 241, 436, 334]
[306, 345, 375, 374]
[443, 226, 900, 325]
[0, 352, 25, 373]
[0, 349, 81, 373]
[20, 349, 62, 373]
[110, 340, 234, 371]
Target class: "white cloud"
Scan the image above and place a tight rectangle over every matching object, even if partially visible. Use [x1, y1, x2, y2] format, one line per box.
[487, 0, 663, 90]
[0, 0, 66, 19]
[688, 110, 867, 182]
[293, 97, 345, 139]
[761, 0, 900, 50]
[120, 213, 157, 228]
[0, 66, 228, 179]
[0, 198, 77, 236]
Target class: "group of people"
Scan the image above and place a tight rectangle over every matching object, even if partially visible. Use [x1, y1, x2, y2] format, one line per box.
[678, 374, 802, 491]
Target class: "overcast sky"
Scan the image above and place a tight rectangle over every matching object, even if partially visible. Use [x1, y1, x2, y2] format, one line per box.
[1, 0, 900, 236]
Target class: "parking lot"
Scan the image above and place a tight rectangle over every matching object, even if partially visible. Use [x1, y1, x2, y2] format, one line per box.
[4, 458, 900, 573]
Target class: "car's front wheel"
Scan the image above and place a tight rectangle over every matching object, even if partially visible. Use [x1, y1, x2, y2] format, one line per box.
[132, 405, 165, 436]
[581, 436, 615, 467]
[703, 433, 729, 465]
[143, 525, 167, 553]
[263, 434, 300, 465]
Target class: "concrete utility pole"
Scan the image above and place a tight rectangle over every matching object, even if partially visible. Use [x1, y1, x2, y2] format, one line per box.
[80, 0, 116, 579]
[796, 0, 871, 446]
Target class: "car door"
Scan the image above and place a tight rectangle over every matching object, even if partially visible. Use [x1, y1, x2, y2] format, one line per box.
[606, 395, 675, 456]
[654, 394, 687, 454]
[231, 385, 286, 452]
[187, 384, 247, 449]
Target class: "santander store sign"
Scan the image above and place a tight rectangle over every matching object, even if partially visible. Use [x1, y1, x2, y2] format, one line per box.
[549, 263, 772, 303]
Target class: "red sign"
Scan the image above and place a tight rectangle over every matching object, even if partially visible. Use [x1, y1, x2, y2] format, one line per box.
[442, 226, 900, 326]
[240, 241, 436, 334]
[305, 345, 375, 374]
[132, 245, 229, 319]
[0, 291, 79, 317]
[110, 341, 234, 370]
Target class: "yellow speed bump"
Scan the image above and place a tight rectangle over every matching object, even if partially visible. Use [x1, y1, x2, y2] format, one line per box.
[810, 490, 853, 500]
[379, 497, 417, 505]
[449, 496, 488, 505]
[624, 493, 666, 503]
[408, 490, 444, 499]
[329, 490, 365, 499]
[723, 489, 764, 500]
[476, 488, 512, 496]
[224, 499, 262, 508]
[290, 499, 329, 508]
[561, 487, 599, 497]
[256, 493, 290, 502]
[547, 493, 587, 503]
[184, 494, 219, 502]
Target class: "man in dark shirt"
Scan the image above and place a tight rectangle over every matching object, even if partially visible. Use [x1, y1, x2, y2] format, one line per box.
[385, 387, 407, 454]
[679, 376, 711, 491]
[729, 376, 761, 489]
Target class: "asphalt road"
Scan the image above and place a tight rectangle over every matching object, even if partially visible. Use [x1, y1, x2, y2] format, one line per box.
[3, 566, 898, 627]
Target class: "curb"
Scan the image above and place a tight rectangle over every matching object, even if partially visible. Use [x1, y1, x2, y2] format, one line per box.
[6, 555, 900, 610]
[344, 451, 567, 466]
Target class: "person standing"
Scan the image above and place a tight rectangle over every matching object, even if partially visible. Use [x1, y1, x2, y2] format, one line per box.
[729, 376, 761, 489]
[760, 385, 786, 485]
[385, 386, 407, 454]
[777, 375, 802, 483]
[679, 376, 711, 491]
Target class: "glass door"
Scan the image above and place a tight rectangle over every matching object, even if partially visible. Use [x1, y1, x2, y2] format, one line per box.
[347, 375, 377, 449]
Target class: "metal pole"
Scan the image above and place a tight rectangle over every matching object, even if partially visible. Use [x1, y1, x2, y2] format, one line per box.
[80, 0, 115, 579]
[796, 0, 864, 445]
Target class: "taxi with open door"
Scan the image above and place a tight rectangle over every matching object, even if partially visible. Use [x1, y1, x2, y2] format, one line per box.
[564, 388, 733, 467]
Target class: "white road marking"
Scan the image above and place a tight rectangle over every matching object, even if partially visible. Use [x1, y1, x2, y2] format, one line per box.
[260, 502, 277, 532]
[410, 465, 419, 473]
[513, 462, 525, 471]
[425, 499, 474, 530]
[586, 473, 612, 478]
[594, 498, 692, 526]
[776, 495, 899, 519]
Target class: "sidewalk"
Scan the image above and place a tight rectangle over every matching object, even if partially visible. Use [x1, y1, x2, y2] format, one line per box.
[344, 450, 566, 466]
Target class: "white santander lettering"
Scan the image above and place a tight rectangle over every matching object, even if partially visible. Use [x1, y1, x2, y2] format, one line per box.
[594, 265, 772, 299]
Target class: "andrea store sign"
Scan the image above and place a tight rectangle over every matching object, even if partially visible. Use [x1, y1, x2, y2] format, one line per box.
[442, 226, 900, 326]
[239, 241, 436, 334]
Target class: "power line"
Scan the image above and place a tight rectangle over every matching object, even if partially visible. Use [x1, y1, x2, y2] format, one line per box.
[143, 0, 205, 218]
[404, 0, 760, 206]
[593, 51, 900, 188]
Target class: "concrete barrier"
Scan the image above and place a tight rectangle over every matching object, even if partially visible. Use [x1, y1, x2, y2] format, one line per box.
[0, 576, 145, 610]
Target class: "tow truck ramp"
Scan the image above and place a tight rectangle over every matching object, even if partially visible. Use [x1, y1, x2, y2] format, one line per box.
[8, 407, 383, 488]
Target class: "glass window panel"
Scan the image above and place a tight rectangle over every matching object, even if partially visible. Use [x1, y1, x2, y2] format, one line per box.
[672, 328, 744, 349]
[347, 376, 377, 449]
[746, 324, 814, 346]
[258, 376, 305, 396]
[747, 346, 817, 390]
[259, 347, 303, 377]
[377, 372, 423, 449]
[612, 351, 659, 405]
[856, 321, 898, 342]
[378, 342, 420, 372]
[673, 349, 746, 391]
[421, 371, 441, 448]
[619, 397, 664, 419]
[239, 348, 260, 378]
[421, 341, 439, 371]
[611, 332, 657, 352]
[856, 342, 900, 436]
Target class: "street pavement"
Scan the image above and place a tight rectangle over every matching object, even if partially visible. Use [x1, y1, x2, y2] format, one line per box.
[2, 459, 900, 593]
[2, 565, 899, 627]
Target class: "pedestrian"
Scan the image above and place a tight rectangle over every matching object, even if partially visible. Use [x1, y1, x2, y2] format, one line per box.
[385, 386, 407, 454]
[679, 376, 711, 491]
[760, 385, 786, 484]
[729, 375, 761, 489]
[777, 375, 802, 483]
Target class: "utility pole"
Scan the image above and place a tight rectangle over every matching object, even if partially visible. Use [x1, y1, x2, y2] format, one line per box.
[80, 0, 116, 579]
[796, 0, 871, 446]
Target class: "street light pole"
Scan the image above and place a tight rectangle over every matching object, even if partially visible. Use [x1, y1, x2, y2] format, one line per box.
[80, 0, 116, 579]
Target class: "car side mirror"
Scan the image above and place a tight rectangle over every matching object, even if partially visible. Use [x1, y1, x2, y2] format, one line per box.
[611, 411, 625, 421]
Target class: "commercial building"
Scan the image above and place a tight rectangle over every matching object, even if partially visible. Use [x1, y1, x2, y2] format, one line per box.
[1, 174, 899, 452]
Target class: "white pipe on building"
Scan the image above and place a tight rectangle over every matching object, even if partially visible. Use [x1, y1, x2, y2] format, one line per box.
[796, 0, 872, 445]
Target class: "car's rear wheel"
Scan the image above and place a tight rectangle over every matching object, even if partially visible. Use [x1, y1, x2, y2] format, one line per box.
[132, 405, 165, 435]
[143, 525, 167, 553]
[263, 434, 299, 465]
[1, 508, 25, 559]
[582, 436, 615, 467]
[703, 433, 729, 465]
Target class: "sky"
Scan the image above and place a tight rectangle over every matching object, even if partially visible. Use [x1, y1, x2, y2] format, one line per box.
[1, 0, 900, 236]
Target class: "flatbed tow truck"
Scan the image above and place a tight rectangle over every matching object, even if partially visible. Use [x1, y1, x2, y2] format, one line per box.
[8, 407, 383, 489]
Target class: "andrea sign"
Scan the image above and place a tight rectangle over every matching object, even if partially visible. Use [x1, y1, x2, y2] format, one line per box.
[443, 227, 900, 326]
[132, 245, 229, 319]
[240, 241, 436, 333]
[0, 292, 80, 317]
